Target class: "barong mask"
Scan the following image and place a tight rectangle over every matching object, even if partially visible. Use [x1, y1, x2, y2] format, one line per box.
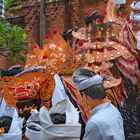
[0, 68, 54, 107]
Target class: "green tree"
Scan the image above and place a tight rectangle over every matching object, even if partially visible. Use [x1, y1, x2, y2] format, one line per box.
[4, 0, 13, 11]
[4, 0, 20, 11]
[0, 21, 27, 62]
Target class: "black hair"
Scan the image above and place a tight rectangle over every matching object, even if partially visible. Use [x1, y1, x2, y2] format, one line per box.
[85, 11, 104, 26]
[62, 29, 73, 41]
[62, 27, 78, 41]
[80, 83, 106, 99]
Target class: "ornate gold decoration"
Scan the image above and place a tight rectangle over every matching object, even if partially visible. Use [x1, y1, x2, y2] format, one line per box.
[76, 41, 134, 62]
[103, 76, 121, 89]
[25, 33, 85, 75]
[101, 70, 121, 89]
[58, 47, 85, 75]
[106, 89, 118, 108]
[72, 28, 134, 89]
[92, 62, 113, 73]
[39, 74, 55, 102]
[17, 104, 38, 115]
[0, 69, 51, 107]
[72, 28, 88, 40]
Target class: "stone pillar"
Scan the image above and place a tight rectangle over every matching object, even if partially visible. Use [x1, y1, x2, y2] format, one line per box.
[24, 5, 40, 50]
[70, 0, 81, 27]
[45, 1, 66, 34]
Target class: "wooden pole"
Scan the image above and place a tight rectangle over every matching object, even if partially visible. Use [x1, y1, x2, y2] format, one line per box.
[39, 0, 46, 49]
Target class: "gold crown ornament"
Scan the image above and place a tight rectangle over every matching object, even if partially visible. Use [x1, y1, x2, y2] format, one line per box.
[25, 32, 85, 75]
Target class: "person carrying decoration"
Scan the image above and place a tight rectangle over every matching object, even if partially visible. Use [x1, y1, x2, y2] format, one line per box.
[72, 2, 140, 138]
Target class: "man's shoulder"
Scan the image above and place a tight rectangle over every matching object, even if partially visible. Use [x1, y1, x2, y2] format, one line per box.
[90, 104, 122, 125]
[98, 103, 121, 117]
[85, 120, 100, 137]
[87, 116, 103, 129]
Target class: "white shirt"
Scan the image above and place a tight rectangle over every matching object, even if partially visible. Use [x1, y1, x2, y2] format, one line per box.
[83, 101, 125, 140]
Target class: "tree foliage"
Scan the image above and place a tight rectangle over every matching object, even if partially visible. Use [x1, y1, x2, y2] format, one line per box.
[4, 0, 20, 11]
[0, 21, 27, 62]
[4, 0, 13, 11]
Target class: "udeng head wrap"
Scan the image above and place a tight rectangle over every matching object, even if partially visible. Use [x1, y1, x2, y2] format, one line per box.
[72, 68, 103, 91]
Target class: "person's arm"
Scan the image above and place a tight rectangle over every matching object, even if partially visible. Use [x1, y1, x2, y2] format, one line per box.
[82, 121, 102, 140]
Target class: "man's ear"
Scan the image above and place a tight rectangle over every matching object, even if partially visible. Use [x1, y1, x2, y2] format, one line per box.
[82, 93, 88, 100]
[81, 91, 85, 97]
[82, 93, 87, 99]
[82, 94, 93, 107]
[81, 92, 91, 101]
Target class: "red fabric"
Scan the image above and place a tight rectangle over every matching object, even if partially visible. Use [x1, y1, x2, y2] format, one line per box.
[62, 79, 90, 123]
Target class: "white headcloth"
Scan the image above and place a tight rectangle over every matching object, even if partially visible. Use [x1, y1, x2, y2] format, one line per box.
[72, 68, 103, 91]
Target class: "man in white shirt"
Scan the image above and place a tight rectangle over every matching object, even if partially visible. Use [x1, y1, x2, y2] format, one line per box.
[72, 68, 125, 140]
